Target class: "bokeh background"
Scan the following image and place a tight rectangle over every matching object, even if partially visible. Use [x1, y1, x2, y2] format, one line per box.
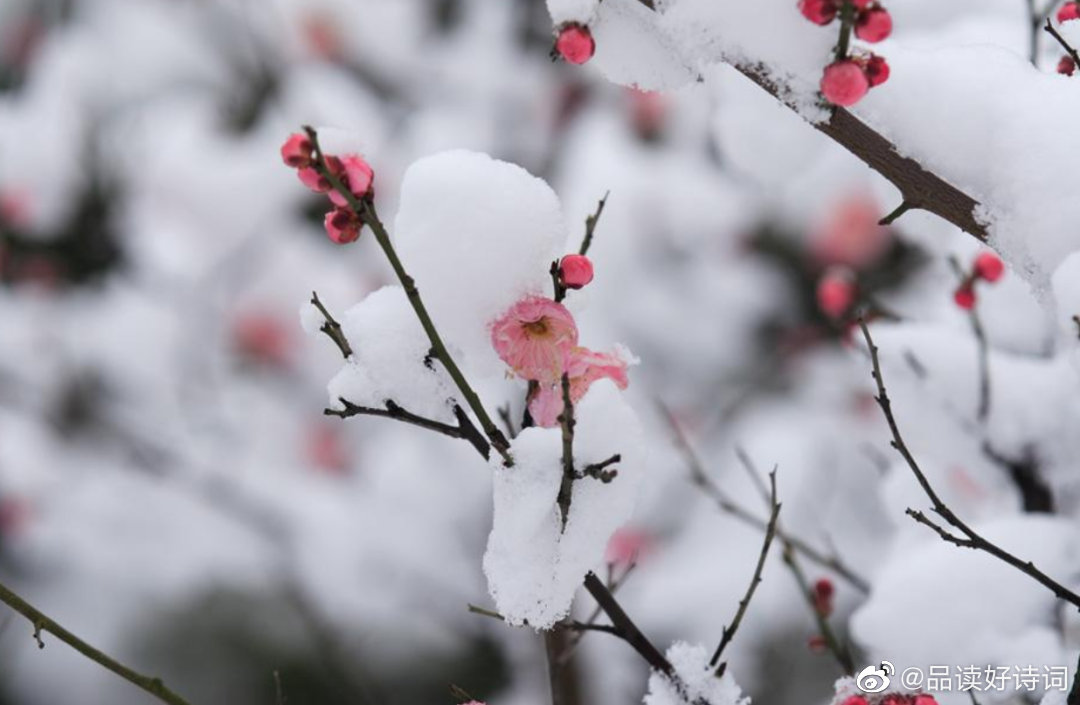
[0, 1, 1077, 704]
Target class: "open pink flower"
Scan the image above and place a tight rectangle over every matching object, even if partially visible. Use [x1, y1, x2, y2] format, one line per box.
[491, 296, 578, 382]
[527, 346, 631, 427]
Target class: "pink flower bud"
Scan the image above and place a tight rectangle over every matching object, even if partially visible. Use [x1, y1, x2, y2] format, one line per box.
[808, 635, 828, 652]
[841, 697, 869, 705]
[864, 54, 891, 86]
[555, 23, 595, 65]
[798, 0, 838, 25]
[280, 133, 313, 168]
[328, 154, 375, 207]
[817, 267, 856, 319]
[821, 61, 870, 106]
[1059, 55, 1077, 75]
[560, 254, 594, 289]
[913, 696, 938, 705]
[812, 577, 835, 616]
[324, 207, 362, 244]
[973, 251, 1004, 282]
[953, 285, 976, 310]
[298, 167, 331, 193]
[855, 7, 892, 42]
[1059, 1, 1080, 22]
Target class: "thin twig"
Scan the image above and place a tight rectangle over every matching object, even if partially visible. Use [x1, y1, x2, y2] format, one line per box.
[1045, 18, 1080, 69]
[834, 0, 856, 62]
[857, 319, 1080, 611]
[948, 256, 991, 422]
[326, 398, 491, 460]
[709, 470, 781, 674]
[303, 126, 512, 465]
[879, 201, 913, 226]
[781, 544, 857, 674]
[310, 291, 352, 358]
[657, 402, 871, 594]
[0, 580, 195, 705]
[579, 192, 609, 256]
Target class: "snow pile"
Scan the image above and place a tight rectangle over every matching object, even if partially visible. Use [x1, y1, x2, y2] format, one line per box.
[394, 151, 567, 378]
[546, 0, 601, 26]
[327, 285, 457, 424]
[643, 642, 750, 705]
[484, 380, 645, 628]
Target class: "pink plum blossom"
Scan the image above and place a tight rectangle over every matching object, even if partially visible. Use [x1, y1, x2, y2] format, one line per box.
[527, 346, 631, 427]
[491, 296, 579, 383]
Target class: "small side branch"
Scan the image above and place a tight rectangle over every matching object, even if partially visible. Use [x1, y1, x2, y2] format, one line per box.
[782, 544, 857, 674]
[0, 580, 195, 705]
[1046, 18, 1080, 69]
[310, 291, 353, 358]
[326, 398, 491, 460]
[709, 470, 781, 674]
[857, 319, 1080, 611]
[579, 192, 610, 256]
[658, 402, 871, 594]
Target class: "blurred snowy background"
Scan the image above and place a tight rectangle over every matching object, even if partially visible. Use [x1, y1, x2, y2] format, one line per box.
[1, 1, 1080, 704]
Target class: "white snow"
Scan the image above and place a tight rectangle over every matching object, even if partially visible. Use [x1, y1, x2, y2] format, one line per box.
[483, 380, 645, 628]
[643, 642, 750, 705]
[327, 285, 457, 424]
[393, 150, 568, 378]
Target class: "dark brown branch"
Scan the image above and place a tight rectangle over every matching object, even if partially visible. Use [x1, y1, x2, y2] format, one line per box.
[618, 0, 987, 241]
[709, 470, 781, 674]
[858, 319, 1080, 611]
[1045, 19, 1080, 70]
[326, 398, 491, 460]
[658, 402, 871, 594]
[310, 291, 352, 358]
[556, 373, 576, 529]
[582, 572, 674, 676]
[732, 63, 986, 241]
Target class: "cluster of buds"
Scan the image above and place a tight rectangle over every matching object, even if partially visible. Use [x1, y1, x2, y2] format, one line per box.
[553, 22, 596, 65]
[280, 132, 375, 244]
[953, 251, 1004, 310]
[1057, 3, 1079, 76]
[799, 0, 892, 107]
[800, 0, 892, 41]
